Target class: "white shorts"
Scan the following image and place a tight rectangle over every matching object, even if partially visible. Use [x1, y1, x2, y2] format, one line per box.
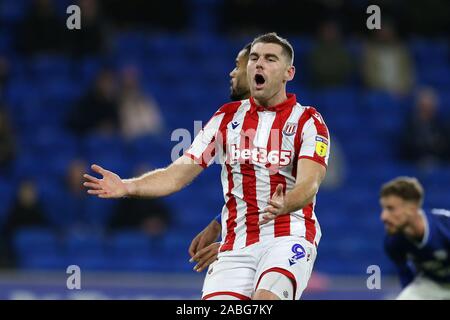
[202, 236, 317, 300]
[396, 275, 450, 300]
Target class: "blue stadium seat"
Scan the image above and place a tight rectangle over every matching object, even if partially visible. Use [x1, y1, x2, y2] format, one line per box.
[313, 87, 359, 114]
[67, 253, 109, 271]
[31, 55, 72, 80]
[65, 231, 105, 256]
[417, 64, 450, 88]
[0, 0, 28, 25]
[13, 227, 61, 259]
[19, 252, 67, 270]
[0, 178, 15, 227]
[109, 230, 153, 258]
[121, 254, 160, 272]
[113, 32, 147, 62]
[410, 38, 449, 65]
[37, 179, 80, 227]
[0, 31, 12, 54]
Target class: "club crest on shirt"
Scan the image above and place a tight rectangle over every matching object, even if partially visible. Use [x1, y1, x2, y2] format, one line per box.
[283, 122, 298, 136]
[315, 135, 328, 157]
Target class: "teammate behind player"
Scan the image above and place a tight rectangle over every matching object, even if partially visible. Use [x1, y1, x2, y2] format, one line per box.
[380, 177, 450, 299]
[189, 43, 251, 272]
[84, 33, 330, 300]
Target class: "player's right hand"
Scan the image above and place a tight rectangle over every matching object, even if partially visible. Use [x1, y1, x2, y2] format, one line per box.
[83, 164, 129, 198]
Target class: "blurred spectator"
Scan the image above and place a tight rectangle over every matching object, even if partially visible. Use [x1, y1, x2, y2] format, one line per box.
[67, 68, 120, 136]
[362, 22, 415, 95]
[0, 180, 49, 266]
[400, 88, 450, 166]
[65, 0, 109, 57]
[118, 66, 164, 140]
[108, 164, 171, 237]
[307, 21, 353, 88]
[63, 159, 88, 226]
[17, 0, 65, 55]
[0, 106, 16, 174]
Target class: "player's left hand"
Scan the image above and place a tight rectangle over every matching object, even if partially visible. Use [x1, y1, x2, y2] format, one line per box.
[190, 242, 220, 272]
[260, 184, 287, 225]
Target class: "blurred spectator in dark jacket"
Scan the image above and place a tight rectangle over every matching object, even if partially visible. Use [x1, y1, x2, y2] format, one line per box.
[307, 21, 353, 88]
[65, 0, 109, 57]
[108, 164, 171, 237]
[0, 180, 49, 266]
[0, 106, 16, 174]
[400, 88, 450, 166]
[118, 65, 164, 140]
[17, 0, 65, 55]
[363, 22, 415, 95]
[67, 68, 120, 136]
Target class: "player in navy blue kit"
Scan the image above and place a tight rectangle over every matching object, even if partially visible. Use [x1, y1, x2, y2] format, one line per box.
[380, 177, 450, 299]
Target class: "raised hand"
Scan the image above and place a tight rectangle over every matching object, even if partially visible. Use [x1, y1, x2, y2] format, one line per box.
[83, 164, 129, 198]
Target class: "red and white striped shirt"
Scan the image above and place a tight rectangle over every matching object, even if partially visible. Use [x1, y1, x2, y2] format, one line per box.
[185, 94, 330, 252]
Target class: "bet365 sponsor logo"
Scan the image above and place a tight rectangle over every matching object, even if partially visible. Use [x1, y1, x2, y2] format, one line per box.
[228, 144, 292, 166]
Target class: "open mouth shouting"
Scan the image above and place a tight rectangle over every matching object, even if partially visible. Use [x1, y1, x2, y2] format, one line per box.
[254, 73, 266, 90]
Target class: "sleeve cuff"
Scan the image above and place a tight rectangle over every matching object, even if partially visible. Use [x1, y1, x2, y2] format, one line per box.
[184, 152, 208, 168]
[298, 155, 327, 169]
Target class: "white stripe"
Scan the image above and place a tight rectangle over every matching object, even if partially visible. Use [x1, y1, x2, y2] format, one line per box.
[431, 208, 450, 218]
[253, 112, 275, 235]
[188, 112, 225, 160]
[254, 111, 276, 148]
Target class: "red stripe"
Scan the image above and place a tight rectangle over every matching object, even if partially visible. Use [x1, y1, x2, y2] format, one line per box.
[221, 164, 237, 252]
[255, 267, 297, 300]
[298, 155, 327, 168]
[303, 202, 316, 244]
[269, 110, 291, 237]
[202, 291, 251, 300]
[241, 111, 260, 247]
[220, 111, 240, 252]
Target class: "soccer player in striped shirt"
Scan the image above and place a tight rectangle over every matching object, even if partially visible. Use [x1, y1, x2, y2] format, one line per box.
[188, 43, 251, 272]
[380, 177, 450, 299]
[83, 32, 331, 300]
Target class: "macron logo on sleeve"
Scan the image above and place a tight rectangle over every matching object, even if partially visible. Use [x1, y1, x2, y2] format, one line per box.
[231, 121, 240, 130]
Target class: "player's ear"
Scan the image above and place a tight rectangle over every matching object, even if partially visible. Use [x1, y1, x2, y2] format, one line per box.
[405, 201, 417, 216]
[285, 65, 295, 82]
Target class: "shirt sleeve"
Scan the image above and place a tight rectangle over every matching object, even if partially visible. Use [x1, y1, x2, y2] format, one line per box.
[298, 109, 331, 168]
[184, 111, 225, 168]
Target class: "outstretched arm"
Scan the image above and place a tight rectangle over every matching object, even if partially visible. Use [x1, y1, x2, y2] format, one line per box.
[260, 158, 326, 224]
[83, 155, 204, 199]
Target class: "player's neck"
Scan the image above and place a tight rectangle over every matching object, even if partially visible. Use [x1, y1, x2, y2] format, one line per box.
[254, 91, 288, 108]
[404, 209, 426, 242]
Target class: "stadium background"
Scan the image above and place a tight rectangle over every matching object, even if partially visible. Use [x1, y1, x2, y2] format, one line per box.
[0, 0, 449, 299]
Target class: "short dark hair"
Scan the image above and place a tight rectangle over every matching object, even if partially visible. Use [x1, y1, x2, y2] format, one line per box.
[242, 42, 251, 57]
[380, 177, 424, 206]
[251, 32, 294, 65]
